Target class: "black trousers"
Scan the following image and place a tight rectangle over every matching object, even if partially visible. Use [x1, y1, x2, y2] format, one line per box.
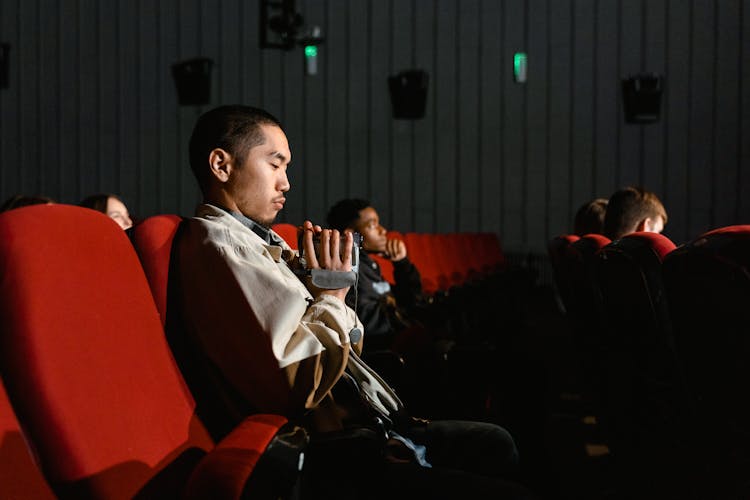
[303, 419, 534, 500]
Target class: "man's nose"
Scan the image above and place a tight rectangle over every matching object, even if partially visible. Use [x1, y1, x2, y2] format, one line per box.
[278, 171, 290, 192]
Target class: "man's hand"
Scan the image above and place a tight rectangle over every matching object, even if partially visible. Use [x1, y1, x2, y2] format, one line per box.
[385, 238, 407, 262]
[301, 220, 353, 301]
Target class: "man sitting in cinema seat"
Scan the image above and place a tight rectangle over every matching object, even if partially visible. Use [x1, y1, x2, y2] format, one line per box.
[175, 105, 531, 499]
[603, 186, 668, 241]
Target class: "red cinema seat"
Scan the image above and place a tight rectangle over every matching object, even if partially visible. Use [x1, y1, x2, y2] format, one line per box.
[403, 232, 443, 295]
[0, 377, 55, 500]
[271, 222, 299, 250]
[593, 232, 694, 494]
[547, 234, 581, 312]
[0, 205, 304, 499]
[132, 214, 183, 326]
[662, 225, 750, 496]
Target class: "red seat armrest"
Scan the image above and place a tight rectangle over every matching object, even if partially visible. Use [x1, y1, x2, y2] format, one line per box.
[185, 414, 306, 499]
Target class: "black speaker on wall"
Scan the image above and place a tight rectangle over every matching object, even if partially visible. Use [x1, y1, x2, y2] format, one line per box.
[172, 58, 214, 106]
[388, 69, 429, 119]
[622, 73, 664, 124]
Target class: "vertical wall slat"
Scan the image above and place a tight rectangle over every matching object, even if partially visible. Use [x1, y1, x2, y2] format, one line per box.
[324, 0, 349, 208]
[98, 0, 118, 194]
[79, 0, 100, 201]
[617, 0, 642, 188]
[740, 0, 750, 222]
[664, 0, 691, 243]
[117, 0, 139, 206]
[503, 0, 526, 245]
[301, 0, 327, 224]
[713, 0, 741, 228]
[413, 0, 437, 232]
[687, 0, 715, 237]
[1, 0, 21, 197]
[478, 0, 502, 236]
[390, 0, 415, 231]
[594, 0, 618, 201]
[456, 0, 480, 232]
[346, 0, 370, 199]
[641, 0, 667, 199]
[368, 0, 391, 214]
[526, 0, 549, 241]
[59, 0, 78, 203]
[547, 0, 573, 238]
[571, 0, 597, 209]
[157, 0, 179, 213]
[39, 0, 59, 195]
[138, 0, 160, 217]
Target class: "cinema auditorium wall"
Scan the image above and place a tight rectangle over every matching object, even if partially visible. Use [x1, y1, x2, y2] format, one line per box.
[0, 0, 748, 253]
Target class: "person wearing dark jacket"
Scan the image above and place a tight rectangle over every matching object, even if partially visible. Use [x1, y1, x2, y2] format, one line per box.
[327, 199, 424, 352]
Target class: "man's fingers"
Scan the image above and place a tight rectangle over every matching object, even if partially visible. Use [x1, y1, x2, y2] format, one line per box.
[302, 222, 319, 268]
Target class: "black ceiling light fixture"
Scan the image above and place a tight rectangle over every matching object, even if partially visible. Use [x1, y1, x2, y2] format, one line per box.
[260, 0, 324, 75]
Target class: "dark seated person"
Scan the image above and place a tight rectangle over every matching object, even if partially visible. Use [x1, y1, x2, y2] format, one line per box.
[327, 199, 428, 354]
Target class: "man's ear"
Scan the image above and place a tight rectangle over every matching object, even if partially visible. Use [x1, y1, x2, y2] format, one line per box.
[638, 217, 655, 233]
[208, 148, 233, 183]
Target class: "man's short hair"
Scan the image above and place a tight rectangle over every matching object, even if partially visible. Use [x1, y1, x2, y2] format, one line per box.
[603, 186, 668, 240]
[189, 105, 283, 194]
[326, 198, 371, 232]
[573, 198, 608, 236]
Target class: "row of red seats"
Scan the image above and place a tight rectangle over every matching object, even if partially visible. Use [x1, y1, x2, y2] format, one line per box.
[271, 223, 507, 296]
[0, 206, 304, 498]
[548, 225, 750, 498]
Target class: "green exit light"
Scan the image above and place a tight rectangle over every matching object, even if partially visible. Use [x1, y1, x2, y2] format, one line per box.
[305, 45, 318, 58]
[514, 52, 527, 83]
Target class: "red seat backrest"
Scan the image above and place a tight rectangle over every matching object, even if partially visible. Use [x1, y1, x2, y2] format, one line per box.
[547, 234, 581, 311]
[0, 205, 215, 497]
[132, 214, 183, 326]
[663, 225, 750, 435]
[0, 377, 55, 499]
[271, 222, 299, 250]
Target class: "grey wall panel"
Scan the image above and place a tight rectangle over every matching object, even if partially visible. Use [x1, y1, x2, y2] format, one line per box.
[434, 0, 457, 233]
[641, 0, 667, 198]
[742, 0, 750, 222]
[547, 0, 572, 239]
[97, 0, 118, 196]
[413, 0, 436, 233]
[59, 0, 79, 203]
[688, 0, 715, 238]
[478, 0, 502, 235]
[1, 0, 20, 197]
[525, 0, 548, 244]
[456, 0, 480, 233]
[79, 0, 101, 201]
[324, 0, 350, 210]
[390, 0, 415, 231]
[502, 0, 525, 245]
[570, 0, 596, 209]
[664, 0, 691, 243]
[367, 0, 391, 222]
[594, 0, 618, 203]
[1, 0, 749, 252]
[618, 0, 643, 189]
[713, 0, 741, 228]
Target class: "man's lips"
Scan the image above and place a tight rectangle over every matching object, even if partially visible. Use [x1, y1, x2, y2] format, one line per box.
[273, 198, 286, 209]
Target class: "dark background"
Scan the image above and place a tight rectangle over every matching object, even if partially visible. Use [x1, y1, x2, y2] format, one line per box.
[1, 0, 748, 253]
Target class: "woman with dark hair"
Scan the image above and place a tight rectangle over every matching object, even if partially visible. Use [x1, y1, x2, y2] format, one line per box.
[79, 193, 133, 230]
[0, 194, 55, 212]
